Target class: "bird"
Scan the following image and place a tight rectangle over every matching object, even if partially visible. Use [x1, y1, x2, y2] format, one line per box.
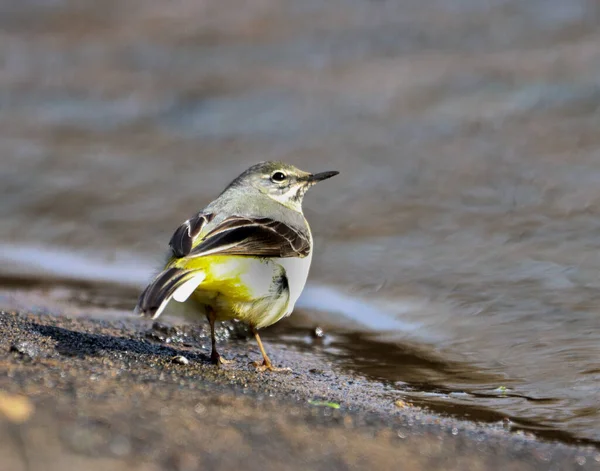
[135, 161, 338, 372]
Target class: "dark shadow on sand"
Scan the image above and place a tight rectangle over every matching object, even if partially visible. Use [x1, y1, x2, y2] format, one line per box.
[29, 322, 210, 363]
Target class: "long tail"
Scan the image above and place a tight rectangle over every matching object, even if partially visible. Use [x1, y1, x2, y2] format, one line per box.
[135, 267, 206, 319]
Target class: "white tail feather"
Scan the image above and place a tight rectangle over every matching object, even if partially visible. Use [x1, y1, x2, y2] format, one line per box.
[172, 272, 206, 302]
[152, 295, 173, 319]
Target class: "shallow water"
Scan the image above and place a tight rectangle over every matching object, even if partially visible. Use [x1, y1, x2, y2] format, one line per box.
[2, 0, 600, 443]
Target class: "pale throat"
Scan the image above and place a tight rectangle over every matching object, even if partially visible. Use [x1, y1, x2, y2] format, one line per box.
[266, 187, 306, 212]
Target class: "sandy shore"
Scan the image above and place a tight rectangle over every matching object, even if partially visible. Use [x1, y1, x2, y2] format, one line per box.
[1, 310, 598, 471]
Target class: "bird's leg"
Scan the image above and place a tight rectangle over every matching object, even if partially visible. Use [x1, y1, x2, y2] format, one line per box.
[251, 326, 291, 373]
[206, 308, 233, 365]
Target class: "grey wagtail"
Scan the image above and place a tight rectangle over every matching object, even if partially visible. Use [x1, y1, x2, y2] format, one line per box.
[135, 161, 338, 372]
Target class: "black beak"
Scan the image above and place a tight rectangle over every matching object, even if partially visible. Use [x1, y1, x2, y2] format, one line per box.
[307, 170, 339, 183]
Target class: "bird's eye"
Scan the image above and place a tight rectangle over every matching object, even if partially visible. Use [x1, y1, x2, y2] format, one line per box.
[271, 171, 287, 183]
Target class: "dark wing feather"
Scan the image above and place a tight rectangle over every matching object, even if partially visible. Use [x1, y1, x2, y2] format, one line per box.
[190, 216, 310, 258]
[136, 267, 190, 317]
[169, 212, 214, 257]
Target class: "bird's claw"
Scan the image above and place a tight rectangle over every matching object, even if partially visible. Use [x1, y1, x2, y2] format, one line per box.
[252, 360, 292, 373]
[211, 352, 234, 366]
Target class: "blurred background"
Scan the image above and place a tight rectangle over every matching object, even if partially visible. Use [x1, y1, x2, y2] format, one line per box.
[1, 0, 600, 443]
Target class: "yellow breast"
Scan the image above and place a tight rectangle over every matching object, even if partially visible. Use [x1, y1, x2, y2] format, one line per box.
[168, 255, 276, 303]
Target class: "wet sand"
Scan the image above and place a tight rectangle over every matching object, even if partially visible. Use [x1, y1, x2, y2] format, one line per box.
[1, 310, 599, 471]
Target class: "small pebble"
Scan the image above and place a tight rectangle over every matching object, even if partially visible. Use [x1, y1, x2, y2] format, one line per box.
[172, 355, 190, 365]
[394, 399, 411, 408]
[10, 341, 40, 359]
[109, 435, 131, 457]
[0, 392, 34, 424]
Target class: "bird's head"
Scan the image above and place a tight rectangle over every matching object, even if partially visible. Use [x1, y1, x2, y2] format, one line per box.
[227, 161, 339, 212]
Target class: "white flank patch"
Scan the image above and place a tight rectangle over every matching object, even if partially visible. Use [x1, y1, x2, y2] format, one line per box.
[173, 272, 206, 302]
[278, 254, 312, 312]
[238, 259, 276, 298]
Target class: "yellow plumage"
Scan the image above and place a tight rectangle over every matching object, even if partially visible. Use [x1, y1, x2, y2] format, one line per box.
[169, 255, 258, 302]
[167, 254, 289, 328]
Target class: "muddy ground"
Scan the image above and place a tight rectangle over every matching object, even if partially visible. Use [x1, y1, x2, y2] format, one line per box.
[0, 310, 598, 471]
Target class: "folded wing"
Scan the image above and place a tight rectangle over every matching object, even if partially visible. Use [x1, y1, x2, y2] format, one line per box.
[171, 215, 310, 259]
[169, 212, 214, 257]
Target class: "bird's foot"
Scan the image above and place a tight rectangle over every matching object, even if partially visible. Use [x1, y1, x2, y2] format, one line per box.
[211, 351, 234, 366]
[252, 360, 291, 373]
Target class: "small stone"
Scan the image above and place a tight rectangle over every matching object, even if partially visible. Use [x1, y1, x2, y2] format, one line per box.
[10, 341, 40, 359]
[0, 392, 34, 424]
[172, 355, 190, 365]
[153, 322, 174, 335]
[109, 435, 131, 457]
[312, 326, 324, 338]
[145, 331, 166, 343]
[394, 399, 411, 408]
